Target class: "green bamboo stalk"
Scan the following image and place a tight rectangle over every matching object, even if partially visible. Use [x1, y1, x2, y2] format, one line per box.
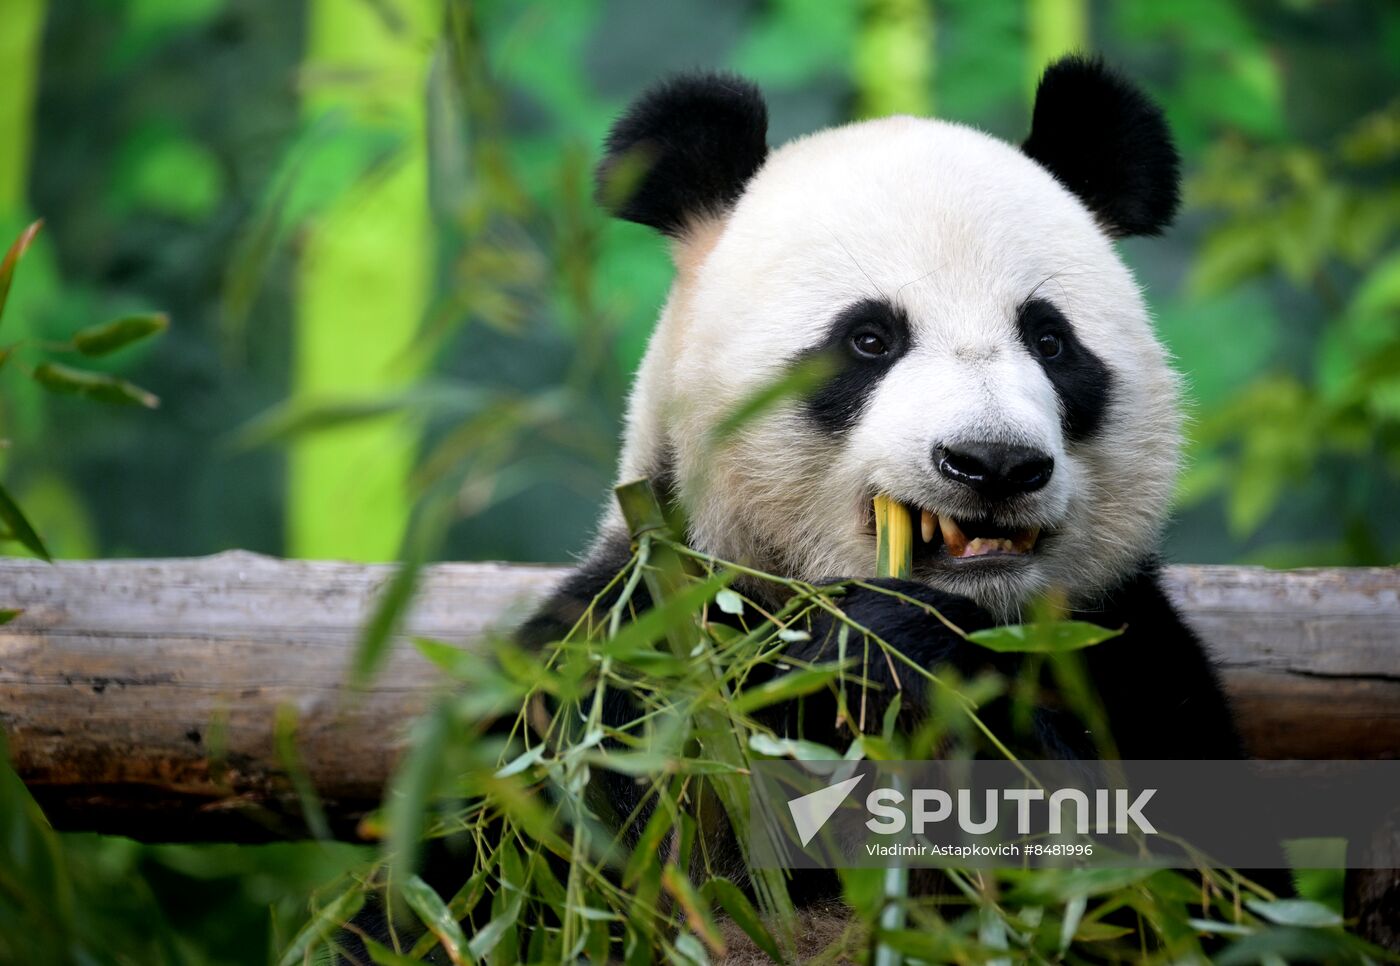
[289, 1, 435, 561]
[0, 0, 43, 214]
[0, 0, 47, 473]
[1027, 0, 1088, 99]
[853, 0, 935, 119]
[613, 479, 797, 951]
[872, 493, 911, 965]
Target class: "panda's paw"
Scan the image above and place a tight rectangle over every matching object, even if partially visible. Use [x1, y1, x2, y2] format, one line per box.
[794, 578, 994, 669]
[771, 579, 1008, 741]
[827, 577, 989, 633]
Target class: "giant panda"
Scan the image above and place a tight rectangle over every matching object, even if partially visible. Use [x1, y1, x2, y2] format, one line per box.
[346, 57, 1250, 963]
[521, 55, 1241, 774]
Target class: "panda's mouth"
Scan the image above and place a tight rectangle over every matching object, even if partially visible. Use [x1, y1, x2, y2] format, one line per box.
[874, 501, 1042, 563]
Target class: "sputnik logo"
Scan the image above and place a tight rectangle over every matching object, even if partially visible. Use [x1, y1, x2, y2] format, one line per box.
[787, 774, 864, 846]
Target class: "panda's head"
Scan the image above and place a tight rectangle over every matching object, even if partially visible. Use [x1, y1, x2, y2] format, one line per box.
[601, 58, 1184, 615]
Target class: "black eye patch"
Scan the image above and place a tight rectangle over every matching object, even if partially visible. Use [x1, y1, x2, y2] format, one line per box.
[1016, 298, 1113, 442]
[802, 298, 911, 435]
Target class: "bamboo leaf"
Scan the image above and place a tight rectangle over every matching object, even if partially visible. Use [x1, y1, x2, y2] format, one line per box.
[494, 744, 546, 778]
[1244, 898, 1343, 928]
[732, 665, 840, 715]
[0, 609, 21, 625]
[0, 220, 42, 328]
[714, 588, 745, 616]
[465, 882, 523, 962]
[386, 701, 451, 893]
[709, 354, 836, 443]
[746, 734, 843, 763]
[353, 557, 422, 687]
[228, 385, 489, 452]
[1059, 894, 1087, 953]
[401, 875, 468, 965]
[701, 878, 782, 961]
[0, 482, 50, 561]
[71, 313, 169, 355]
[662, 865, 725, 958]
[596, 572, 734, 660]
[31, 363, 159, 408]
[273, 704, 331, 840]
[275, 886, 365, 966]
[362, 937, 423, 966]
[968, 621, 1122, 654]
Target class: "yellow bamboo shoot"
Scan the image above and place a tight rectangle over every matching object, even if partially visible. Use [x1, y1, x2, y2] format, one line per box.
[873, 494, 913, 579]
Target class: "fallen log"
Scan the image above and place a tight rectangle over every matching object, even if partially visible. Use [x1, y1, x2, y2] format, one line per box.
[0, 551, 1396, 841]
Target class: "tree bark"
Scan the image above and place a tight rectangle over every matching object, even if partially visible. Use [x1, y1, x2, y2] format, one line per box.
[1, 551, 1396, 841]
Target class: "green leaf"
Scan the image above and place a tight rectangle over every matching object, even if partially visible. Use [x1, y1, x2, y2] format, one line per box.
[275, 886, 366, 966]
[1244, 898, 1343, 928]
[273, 704, 330, 840]
[0, 482, 50, 561]
[412, 637, 475, 677]
[746, 733, 843, 763]
[1004, 867, 1154, 903]
[1188, 919, 1255, 937]
[31, 363, 159, 408]
[465, 879, 523, 962]
[597, 572, 734, 661]
[714, 588, 745, 616]
[701, 878, 782, 962]
[0, 220, 42, 328]
[969, 621, 1122, 653]
[362, 937, 424, 966]
[228, 385, 489, 451]
[732, 665, 840, 715]
[1059, 894, 1087, 953]
[709, 354, 837, 443]
[0, 609, 20, 625]
[352, 558, 421, 688]
[386, 702, 451, 894]
[494, 744, 546, 779]
[662, 865, 725, 957]
[71, 313, 169, 356]
[401, 875, 469, 964]
[876, 930, 970, 961]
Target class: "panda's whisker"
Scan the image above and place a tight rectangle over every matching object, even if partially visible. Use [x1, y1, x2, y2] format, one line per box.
[895, 263, 945, 299]
[821, 222, 889, 301]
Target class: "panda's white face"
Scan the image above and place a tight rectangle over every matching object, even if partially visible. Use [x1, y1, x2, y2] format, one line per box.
[618, 116, 1182, 615]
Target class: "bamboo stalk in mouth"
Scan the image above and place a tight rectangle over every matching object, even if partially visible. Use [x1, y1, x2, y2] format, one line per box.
[873, 494, 913, 580]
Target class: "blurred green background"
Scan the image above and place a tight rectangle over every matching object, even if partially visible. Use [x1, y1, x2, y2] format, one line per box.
[3, 0, 1398, 571]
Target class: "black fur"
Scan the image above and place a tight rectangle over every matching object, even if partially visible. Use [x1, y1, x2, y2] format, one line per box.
[774, 566, 1240, 761]
[1071, 561, 1243, 759]
[1016, 298, 1113, 442]
[1022, 55, 1181, 238]
[595, 72, 768, 238]
[803, 298, 912, 434]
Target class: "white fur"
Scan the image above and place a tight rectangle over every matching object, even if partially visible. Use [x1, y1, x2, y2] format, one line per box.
[604, 115, 1182, 615]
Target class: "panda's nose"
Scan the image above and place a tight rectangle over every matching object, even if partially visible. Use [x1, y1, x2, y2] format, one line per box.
[935, 442, 1054, 499]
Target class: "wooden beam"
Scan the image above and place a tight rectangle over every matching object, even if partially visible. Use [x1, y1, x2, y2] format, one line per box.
[1, 552, 1396, 841]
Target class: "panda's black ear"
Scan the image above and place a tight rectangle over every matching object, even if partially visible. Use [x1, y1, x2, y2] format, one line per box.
[596, 72, 768, 238]
[1022, 56, 1180, 238]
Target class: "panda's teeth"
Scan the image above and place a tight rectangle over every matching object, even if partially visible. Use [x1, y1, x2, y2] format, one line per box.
[920, 509, 936, 544]
[938, 515, 967, 556]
